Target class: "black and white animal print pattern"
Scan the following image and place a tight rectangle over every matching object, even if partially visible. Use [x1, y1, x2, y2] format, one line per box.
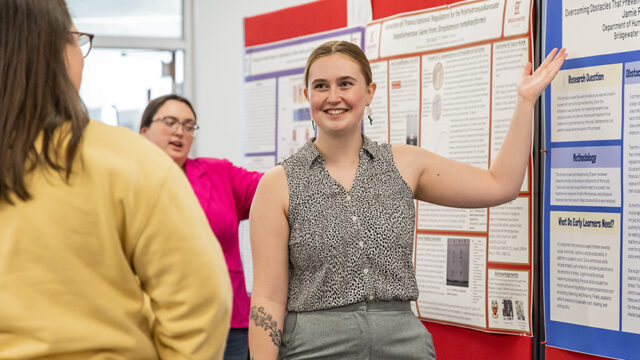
[281, 136, 419, 312]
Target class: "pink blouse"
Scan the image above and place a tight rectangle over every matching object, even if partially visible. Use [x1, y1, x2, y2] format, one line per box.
[184, 158, 262, 328]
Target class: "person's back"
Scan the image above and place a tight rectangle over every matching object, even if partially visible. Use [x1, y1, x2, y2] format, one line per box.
[0, 120, 232, 359]
[1, 1, 231, 357]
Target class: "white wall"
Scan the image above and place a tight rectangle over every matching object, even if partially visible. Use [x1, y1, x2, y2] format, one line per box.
[192, 0, 310, 165]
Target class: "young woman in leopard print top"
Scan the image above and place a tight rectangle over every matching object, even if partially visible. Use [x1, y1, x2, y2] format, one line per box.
[248, 40, 566, 359]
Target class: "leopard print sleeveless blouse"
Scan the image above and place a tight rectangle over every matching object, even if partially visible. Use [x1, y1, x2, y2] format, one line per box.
[281, 136, 419, 312]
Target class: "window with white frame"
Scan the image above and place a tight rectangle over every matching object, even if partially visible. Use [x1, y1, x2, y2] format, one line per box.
[66, 0, 192, 131]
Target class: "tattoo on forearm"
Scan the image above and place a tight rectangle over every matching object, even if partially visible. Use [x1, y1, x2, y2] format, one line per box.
[250, 306, 283, 347]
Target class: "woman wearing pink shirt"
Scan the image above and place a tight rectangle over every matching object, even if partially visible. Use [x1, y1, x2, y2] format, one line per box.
[140, 94, 262, 360]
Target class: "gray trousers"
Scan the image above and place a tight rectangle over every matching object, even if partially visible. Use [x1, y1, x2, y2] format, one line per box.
[278, 302, 436, 360]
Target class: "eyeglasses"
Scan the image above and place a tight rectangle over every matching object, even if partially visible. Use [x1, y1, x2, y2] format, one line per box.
[153, 116, 199, 134]
[70, 31, 94, 58]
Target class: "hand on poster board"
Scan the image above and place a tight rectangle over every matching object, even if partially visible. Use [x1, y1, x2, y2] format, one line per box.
[399, 48, 567, 210]
[518, 48, 568, 106]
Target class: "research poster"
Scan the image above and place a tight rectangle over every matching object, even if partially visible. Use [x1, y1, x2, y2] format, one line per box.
[243, 0, 534, 335]
[543, 0, 640, 358]
[365, 0, 534, 334]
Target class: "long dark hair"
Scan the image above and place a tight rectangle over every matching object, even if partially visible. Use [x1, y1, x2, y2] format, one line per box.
[0, 0, 89, 204]
[139, 94, 197, 131]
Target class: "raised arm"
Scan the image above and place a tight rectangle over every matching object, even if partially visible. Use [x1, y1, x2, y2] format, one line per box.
[248, 166, 290, 360]
[395, 48, 567, 208]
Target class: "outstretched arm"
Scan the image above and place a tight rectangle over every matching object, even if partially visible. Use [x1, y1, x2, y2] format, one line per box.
[396, 48, 567, 208]
[248, 166, 290, 360]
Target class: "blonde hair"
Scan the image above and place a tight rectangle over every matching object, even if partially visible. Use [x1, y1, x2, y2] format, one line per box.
[303, 41, 372, 89]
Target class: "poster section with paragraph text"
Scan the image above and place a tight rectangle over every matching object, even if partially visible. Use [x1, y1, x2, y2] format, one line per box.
[543, 0, 640, 358]
[365, 0, 533, 334]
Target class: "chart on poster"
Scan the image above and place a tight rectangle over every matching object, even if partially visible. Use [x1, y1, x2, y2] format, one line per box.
[543, 0, 640, 358]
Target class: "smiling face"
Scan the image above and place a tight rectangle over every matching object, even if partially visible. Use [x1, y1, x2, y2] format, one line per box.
[140, 99, 196, 167]
[305, 53, 376, 136]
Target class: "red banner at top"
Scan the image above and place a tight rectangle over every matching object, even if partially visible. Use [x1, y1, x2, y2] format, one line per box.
[244, 0, 347, 47]
[371, 0, 466, 19]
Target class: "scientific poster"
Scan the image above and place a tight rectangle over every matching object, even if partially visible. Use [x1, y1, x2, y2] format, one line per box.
[543, 0, 640, 358]
[366, 0, 534, 334]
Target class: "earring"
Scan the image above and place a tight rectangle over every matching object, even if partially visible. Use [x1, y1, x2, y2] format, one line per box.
[311, 120, 316, 131]
[366, 106, 373, 125]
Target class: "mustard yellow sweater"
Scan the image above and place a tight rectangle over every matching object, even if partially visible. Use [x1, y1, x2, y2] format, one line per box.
[0, 120, 231, 359]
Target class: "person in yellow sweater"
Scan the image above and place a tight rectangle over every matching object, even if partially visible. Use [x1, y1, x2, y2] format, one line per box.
[0, 1, 231, 359]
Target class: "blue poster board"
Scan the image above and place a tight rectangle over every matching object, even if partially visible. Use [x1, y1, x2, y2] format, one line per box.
[543, 0, 640, 358]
